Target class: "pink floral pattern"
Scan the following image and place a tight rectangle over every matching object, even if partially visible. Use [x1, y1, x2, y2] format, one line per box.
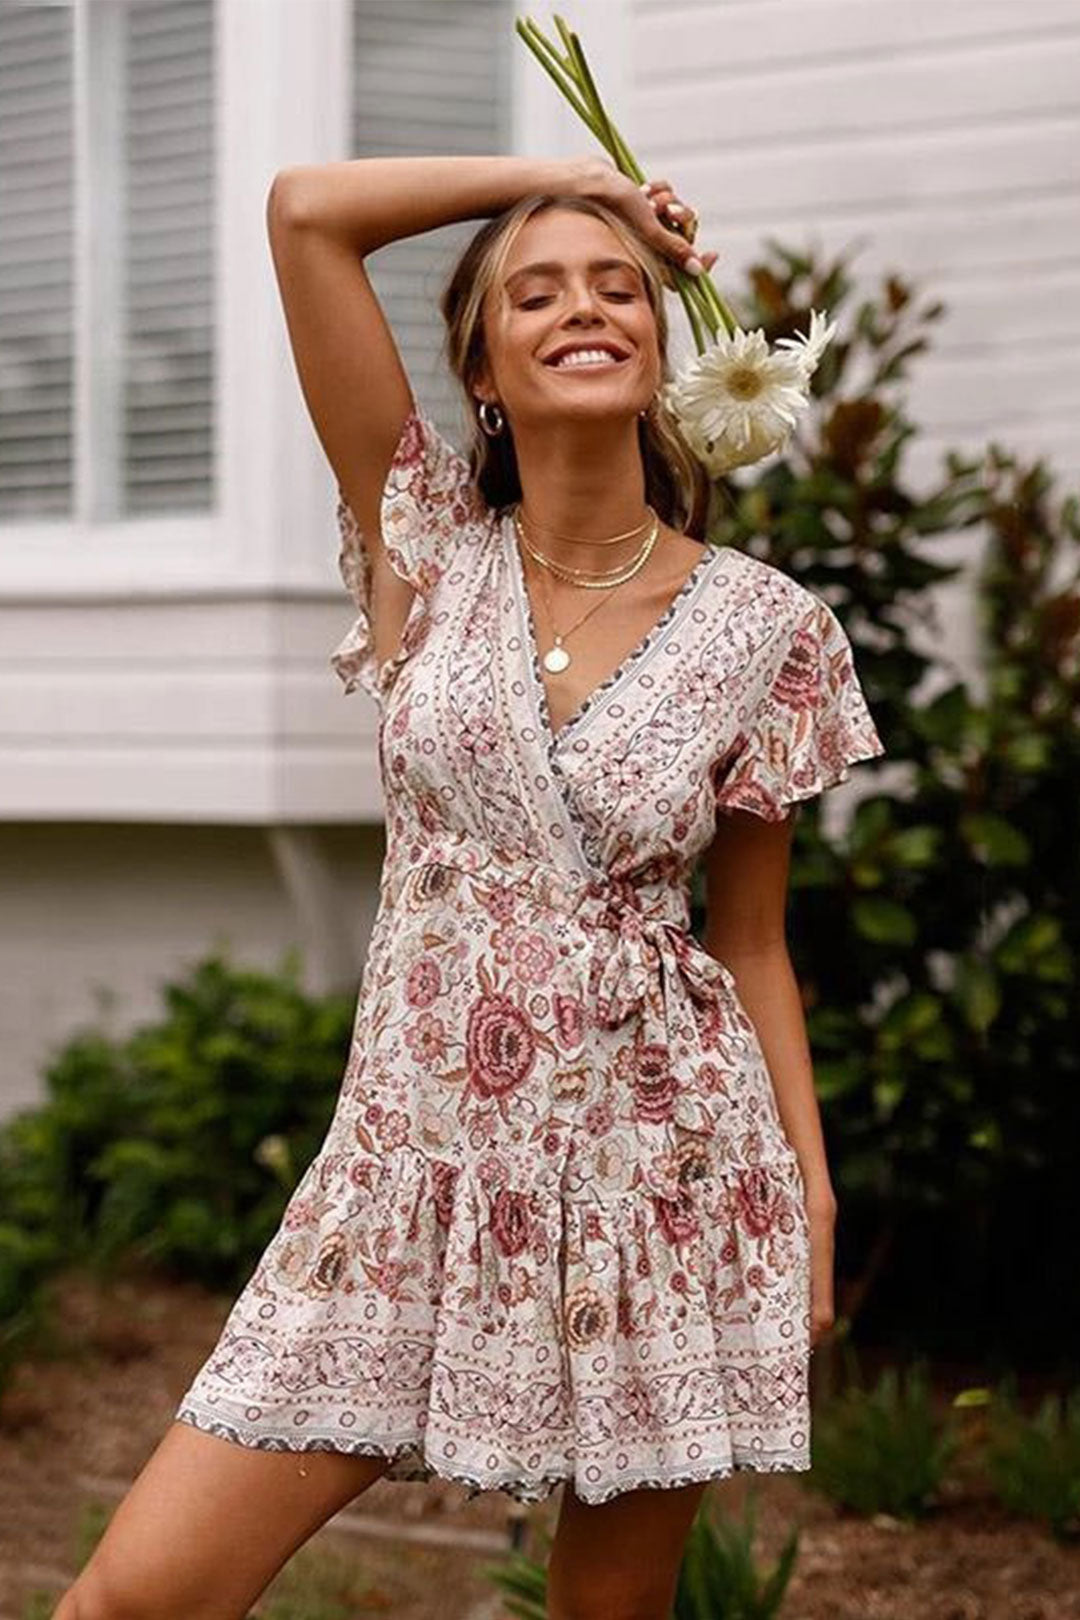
[175, 397, 885, 1505]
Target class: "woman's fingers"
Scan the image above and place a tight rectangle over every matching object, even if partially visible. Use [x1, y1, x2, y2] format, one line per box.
[637, 181, 709, 273]
[642, 180, 700, 242]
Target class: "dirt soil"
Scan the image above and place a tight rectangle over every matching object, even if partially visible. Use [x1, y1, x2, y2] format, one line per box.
[0, 1269, 1078, 1620]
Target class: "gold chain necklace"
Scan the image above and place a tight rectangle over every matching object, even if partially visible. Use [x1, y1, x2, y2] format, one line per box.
[517, 505, 654, 548]
[516, 513, 659, 674]
[512, 505, 657, 587]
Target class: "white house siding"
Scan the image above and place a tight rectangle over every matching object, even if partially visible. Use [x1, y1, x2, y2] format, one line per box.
[2, 0, 1076, 1119]
[0, 822, 386, 1118]
[631, 0, 1080, 483]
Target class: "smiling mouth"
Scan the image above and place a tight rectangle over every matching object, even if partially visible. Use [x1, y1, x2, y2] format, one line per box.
[544, 349, 633, 372]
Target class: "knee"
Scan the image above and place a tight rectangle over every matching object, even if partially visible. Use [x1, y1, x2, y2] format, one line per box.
[51, 1585, 101, 1620]
[50, 1569, 153, 1620]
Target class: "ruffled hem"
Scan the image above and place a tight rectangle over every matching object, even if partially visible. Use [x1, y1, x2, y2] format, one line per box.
[174, 1139, 811, 1507]
[714, 592, 886, 822]
[717, 729, 886, 822]
[174, 1401, 811, 1507]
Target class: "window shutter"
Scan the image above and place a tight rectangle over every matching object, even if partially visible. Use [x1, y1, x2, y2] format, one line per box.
[350, 0, 511, 446]
[0, 4, 75, 519]
[123, 0, 215, 514]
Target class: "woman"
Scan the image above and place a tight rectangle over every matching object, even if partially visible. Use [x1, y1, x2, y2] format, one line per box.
[54, 155, 883, 1620]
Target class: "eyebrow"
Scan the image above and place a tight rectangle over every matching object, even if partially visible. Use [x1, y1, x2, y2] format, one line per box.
[503, 257, 641, 290]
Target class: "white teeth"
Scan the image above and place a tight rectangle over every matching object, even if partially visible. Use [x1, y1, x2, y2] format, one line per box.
[552, 348, 623, 368]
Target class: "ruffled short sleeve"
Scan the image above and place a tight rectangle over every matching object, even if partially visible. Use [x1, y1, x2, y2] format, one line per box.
[330, 397, 489, 702]
[714, 593, 885, 821]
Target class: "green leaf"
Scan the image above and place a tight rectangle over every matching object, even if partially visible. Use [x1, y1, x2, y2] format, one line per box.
[853, 896, 918, 945]
[1001, 731, 1052, 772]
[955, 957, 1001, 1033]
[953, 1387, 993, 1408]
[960, 812, 1030, 866]
[886, 825, 943, 868]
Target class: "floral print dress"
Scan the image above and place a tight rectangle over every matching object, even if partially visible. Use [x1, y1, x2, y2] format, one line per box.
[175, 395, 885, 1506]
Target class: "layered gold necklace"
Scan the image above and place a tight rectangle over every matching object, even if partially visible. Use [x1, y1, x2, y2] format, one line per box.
[511, 503, 658, 674]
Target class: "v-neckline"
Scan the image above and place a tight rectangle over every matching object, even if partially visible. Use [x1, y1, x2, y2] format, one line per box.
[504, 512, 723, 750]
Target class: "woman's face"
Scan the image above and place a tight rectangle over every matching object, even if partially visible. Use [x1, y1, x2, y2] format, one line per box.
[477, 207, 662, 432]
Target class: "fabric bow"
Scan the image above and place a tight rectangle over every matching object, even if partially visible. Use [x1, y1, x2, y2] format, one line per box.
[582, 879, 735, 1033]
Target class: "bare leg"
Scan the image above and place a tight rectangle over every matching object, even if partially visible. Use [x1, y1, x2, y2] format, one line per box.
[51, 1419, 397, 1620]
[544, 1477, 710, 1620]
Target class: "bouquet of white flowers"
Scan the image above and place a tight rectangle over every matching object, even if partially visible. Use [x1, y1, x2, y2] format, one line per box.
[516, 13, 837, 475]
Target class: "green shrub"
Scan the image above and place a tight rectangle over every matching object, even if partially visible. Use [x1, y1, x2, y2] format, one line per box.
[480, 1534, 550, 1620]
[0, 950, 355, 1392]
[671, 1488, 798, 1619]
[33, 951, 351, 1288]
[984, 1383, 1080, 1541]
[807, 1358, 959, 1519]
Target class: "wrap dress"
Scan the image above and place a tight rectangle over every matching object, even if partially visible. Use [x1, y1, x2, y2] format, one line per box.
[175, 396, 886, 1505]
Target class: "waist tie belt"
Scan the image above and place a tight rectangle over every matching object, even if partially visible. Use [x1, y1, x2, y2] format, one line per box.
[385, 830, 738, 1043]
[579, 873, 737, 1038]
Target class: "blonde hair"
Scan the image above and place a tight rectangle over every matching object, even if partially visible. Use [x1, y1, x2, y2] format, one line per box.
[439, 193, 710, 538]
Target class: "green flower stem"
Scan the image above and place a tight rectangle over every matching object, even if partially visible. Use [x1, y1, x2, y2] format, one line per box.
[678, 277, 707, 352]
[696, 273, 738, 337]
[561, 23, 645, 184]
[679, 271, 720, 341]
[515, 21, 604, 139]
[560, 24, 647, 184]
[516, 17, 576, 91]
[517, 14, 740, 346]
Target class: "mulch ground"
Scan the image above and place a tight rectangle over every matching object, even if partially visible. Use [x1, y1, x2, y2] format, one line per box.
[0, 1269, 1077, 1619]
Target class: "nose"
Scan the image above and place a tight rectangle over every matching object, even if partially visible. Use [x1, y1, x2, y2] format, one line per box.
[563, 278, 605, 325]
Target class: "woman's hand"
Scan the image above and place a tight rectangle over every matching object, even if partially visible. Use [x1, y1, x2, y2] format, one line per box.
[565, 155, 719, 280]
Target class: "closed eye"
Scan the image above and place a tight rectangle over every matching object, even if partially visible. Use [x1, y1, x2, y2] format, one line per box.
[518, 291, 636, 309]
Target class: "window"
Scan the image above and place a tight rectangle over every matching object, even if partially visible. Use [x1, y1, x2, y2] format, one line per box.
[0, 4, 75, 518]
[0, 0, 215, 523]
[351, 0, 512, 442]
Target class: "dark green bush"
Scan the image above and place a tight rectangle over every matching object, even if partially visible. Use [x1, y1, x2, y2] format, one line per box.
[0, 950, 355, 1387]
[74, 951, 354, 1284]
[807, 1357, 958, 1519]
[985, 1382, 1080, 1541]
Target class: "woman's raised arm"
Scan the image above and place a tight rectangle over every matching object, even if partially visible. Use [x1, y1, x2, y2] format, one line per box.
[264, 156, 575, 548]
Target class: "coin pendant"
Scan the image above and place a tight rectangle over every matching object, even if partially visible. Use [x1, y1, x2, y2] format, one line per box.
[543, 645, 571, 673]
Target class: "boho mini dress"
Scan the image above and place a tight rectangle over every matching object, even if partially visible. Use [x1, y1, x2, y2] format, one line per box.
[174, 395, 886, 1506]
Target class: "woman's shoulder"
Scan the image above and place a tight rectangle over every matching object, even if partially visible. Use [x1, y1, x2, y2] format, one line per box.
[701, 541, 823, 633]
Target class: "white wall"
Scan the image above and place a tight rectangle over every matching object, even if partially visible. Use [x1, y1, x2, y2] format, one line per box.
[0, 0, 380, 1119]
[629, 0, 1080, 485]
[0, 595, 382, 822]
[0, 822, 385, 1119]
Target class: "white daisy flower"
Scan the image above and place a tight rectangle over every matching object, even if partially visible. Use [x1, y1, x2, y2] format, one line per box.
[661, 309, 838, 476]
